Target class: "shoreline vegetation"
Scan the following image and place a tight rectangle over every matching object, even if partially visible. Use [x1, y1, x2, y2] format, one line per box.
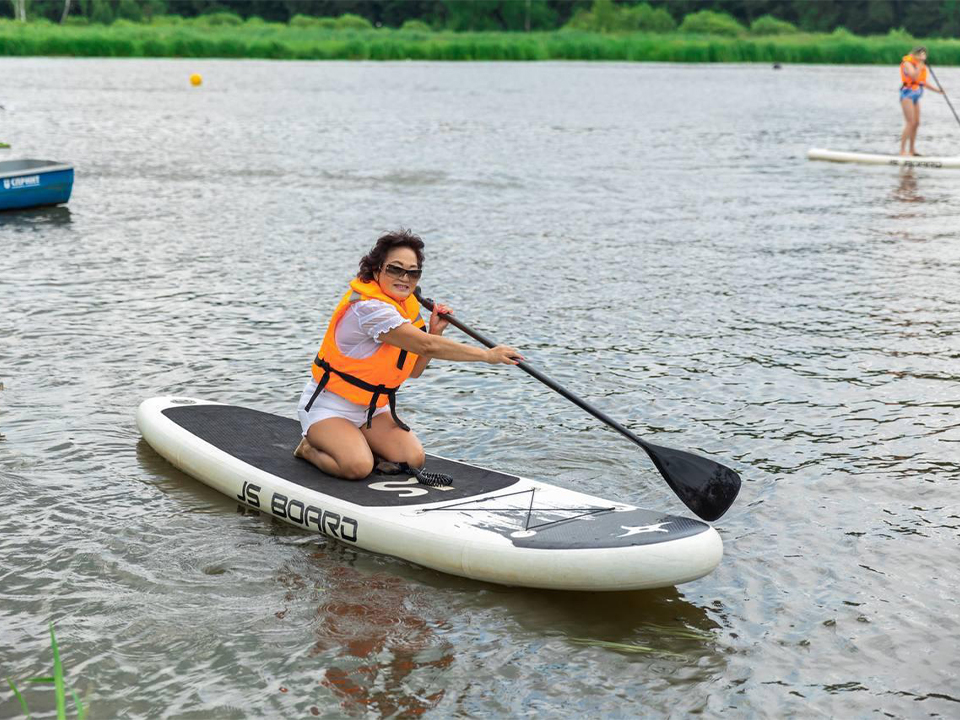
[1, 6, 958, 64]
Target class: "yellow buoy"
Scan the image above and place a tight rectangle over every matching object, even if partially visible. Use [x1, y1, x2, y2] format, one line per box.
[190, 73, 203, 87]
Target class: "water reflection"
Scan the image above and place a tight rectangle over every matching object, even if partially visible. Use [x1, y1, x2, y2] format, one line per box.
[290, 555, 721, 715]
[891, 168, 924, 205]
[510, 585, 723, 664]
[0, 204, 72, 227]
[299, 563, 454, 716]
[529, 585, 718, 634]
[264, 540, 724, 717]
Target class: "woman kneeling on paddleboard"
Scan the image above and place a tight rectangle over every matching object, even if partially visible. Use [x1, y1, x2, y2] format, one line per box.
[295, 229, 522, 480]
[899, 46, 943, 156]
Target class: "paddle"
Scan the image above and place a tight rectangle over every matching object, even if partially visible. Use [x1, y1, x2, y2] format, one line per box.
[928, 63, 960, 131]
[414, 288, 741, 521]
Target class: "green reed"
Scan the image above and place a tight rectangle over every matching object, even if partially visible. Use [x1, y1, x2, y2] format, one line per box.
[1, 19, 959, 64]
[5, 623, 87, 720]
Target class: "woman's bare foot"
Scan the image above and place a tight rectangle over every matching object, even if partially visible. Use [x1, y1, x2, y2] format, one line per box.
[294, 437, 310, 459]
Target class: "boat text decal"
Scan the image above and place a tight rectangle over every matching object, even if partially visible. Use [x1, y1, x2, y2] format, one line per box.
[236, 480, 358, 542]
[368, 477, 429, 497]
[888, 159, 943, 168]
[3, 175, 41, 190]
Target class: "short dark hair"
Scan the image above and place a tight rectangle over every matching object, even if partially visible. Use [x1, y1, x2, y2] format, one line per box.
[358, 229, 425, 282]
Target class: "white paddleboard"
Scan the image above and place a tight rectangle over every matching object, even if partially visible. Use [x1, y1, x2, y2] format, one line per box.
[137, 397, 723, 591]
[808, 147, 960, 168]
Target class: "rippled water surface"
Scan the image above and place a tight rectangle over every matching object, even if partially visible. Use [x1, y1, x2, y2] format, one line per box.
[2, 58, 959, 718]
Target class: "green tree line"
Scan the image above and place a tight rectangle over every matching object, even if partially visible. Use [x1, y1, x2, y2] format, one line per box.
[6, 0, 960, 38]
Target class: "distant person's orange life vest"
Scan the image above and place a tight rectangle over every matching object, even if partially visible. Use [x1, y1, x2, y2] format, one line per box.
[308, 278, 426, 429]
[900, 54, 927, 91]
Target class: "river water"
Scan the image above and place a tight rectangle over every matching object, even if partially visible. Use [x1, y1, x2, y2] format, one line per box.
[2, 58, 958, 718]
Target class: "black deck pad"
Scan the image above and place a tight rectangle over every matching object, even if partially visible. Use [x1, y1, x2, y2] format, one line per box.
[417, 492, 709, 548]
[163, 404, 520, 507]
[509, 508, 707, 549]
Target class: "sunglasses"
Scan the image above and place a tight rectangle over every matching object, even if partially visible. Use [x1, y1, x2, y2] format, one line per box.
[382, 263, 423, 281]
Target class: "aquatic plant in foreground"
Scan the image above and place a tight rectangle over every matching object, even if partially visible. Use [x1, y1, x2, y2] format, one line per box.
[5, 623, 87, 720]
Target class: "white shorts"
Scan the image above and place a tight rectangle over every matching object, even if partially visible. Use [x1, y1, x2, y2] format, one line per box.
[297, 377, 390, 436]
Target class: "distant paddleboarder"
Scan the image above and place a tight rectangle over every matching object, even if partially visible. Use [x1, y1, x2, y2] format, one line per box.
[295, 229, 522, 481]
[899, 46, 943, 156]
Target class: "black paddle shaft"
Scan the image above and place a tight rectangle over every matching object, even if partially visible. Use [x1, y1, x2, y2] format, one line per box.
[415, 288, 742, 521]
[927, 64, 960, 130]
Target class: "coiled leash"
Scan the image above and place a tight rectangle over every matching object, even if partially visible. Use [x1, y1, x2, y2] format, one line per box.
[376, 460, 453, 488]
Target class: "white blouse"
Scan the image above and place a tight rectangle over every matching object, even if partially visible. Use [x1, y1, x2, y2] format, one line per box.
[334, 299, 410, 358]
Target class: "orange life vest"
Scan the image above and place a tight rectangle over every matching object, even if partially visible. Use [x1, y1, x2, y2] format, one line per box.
[900, 55, 927, 91]
[307, 278, 426, 429]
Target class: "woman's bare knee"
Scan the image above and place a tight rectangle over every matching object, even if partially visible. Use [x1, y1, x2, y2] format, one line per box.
[408, 446, 426, 469]
[393, 437, 425, 468]
[340, 457, 374, 480]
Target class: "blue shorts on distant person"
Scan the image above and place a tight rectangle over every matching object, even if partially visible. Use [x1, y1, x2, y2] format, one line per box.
[900, 87, 923, 104]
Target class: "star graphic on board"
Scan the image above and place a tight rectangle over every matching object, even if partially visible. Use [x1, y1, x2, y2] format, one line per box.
[617, 523, 671, 537]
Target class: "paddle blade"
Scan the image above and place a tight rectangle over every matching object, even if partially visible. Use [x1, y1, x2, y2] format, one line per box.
[640, 442, 741, 521]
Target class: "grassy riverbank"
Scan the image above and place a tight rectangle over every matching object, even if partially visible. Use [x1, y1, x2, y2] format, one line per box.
[1, 18, 959, 64]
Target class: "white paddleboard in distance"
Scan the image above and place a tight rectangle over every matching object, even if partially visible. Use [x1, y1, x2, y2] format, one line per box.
[808, 147, 960, 168]
[136, 397, 723, 591]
